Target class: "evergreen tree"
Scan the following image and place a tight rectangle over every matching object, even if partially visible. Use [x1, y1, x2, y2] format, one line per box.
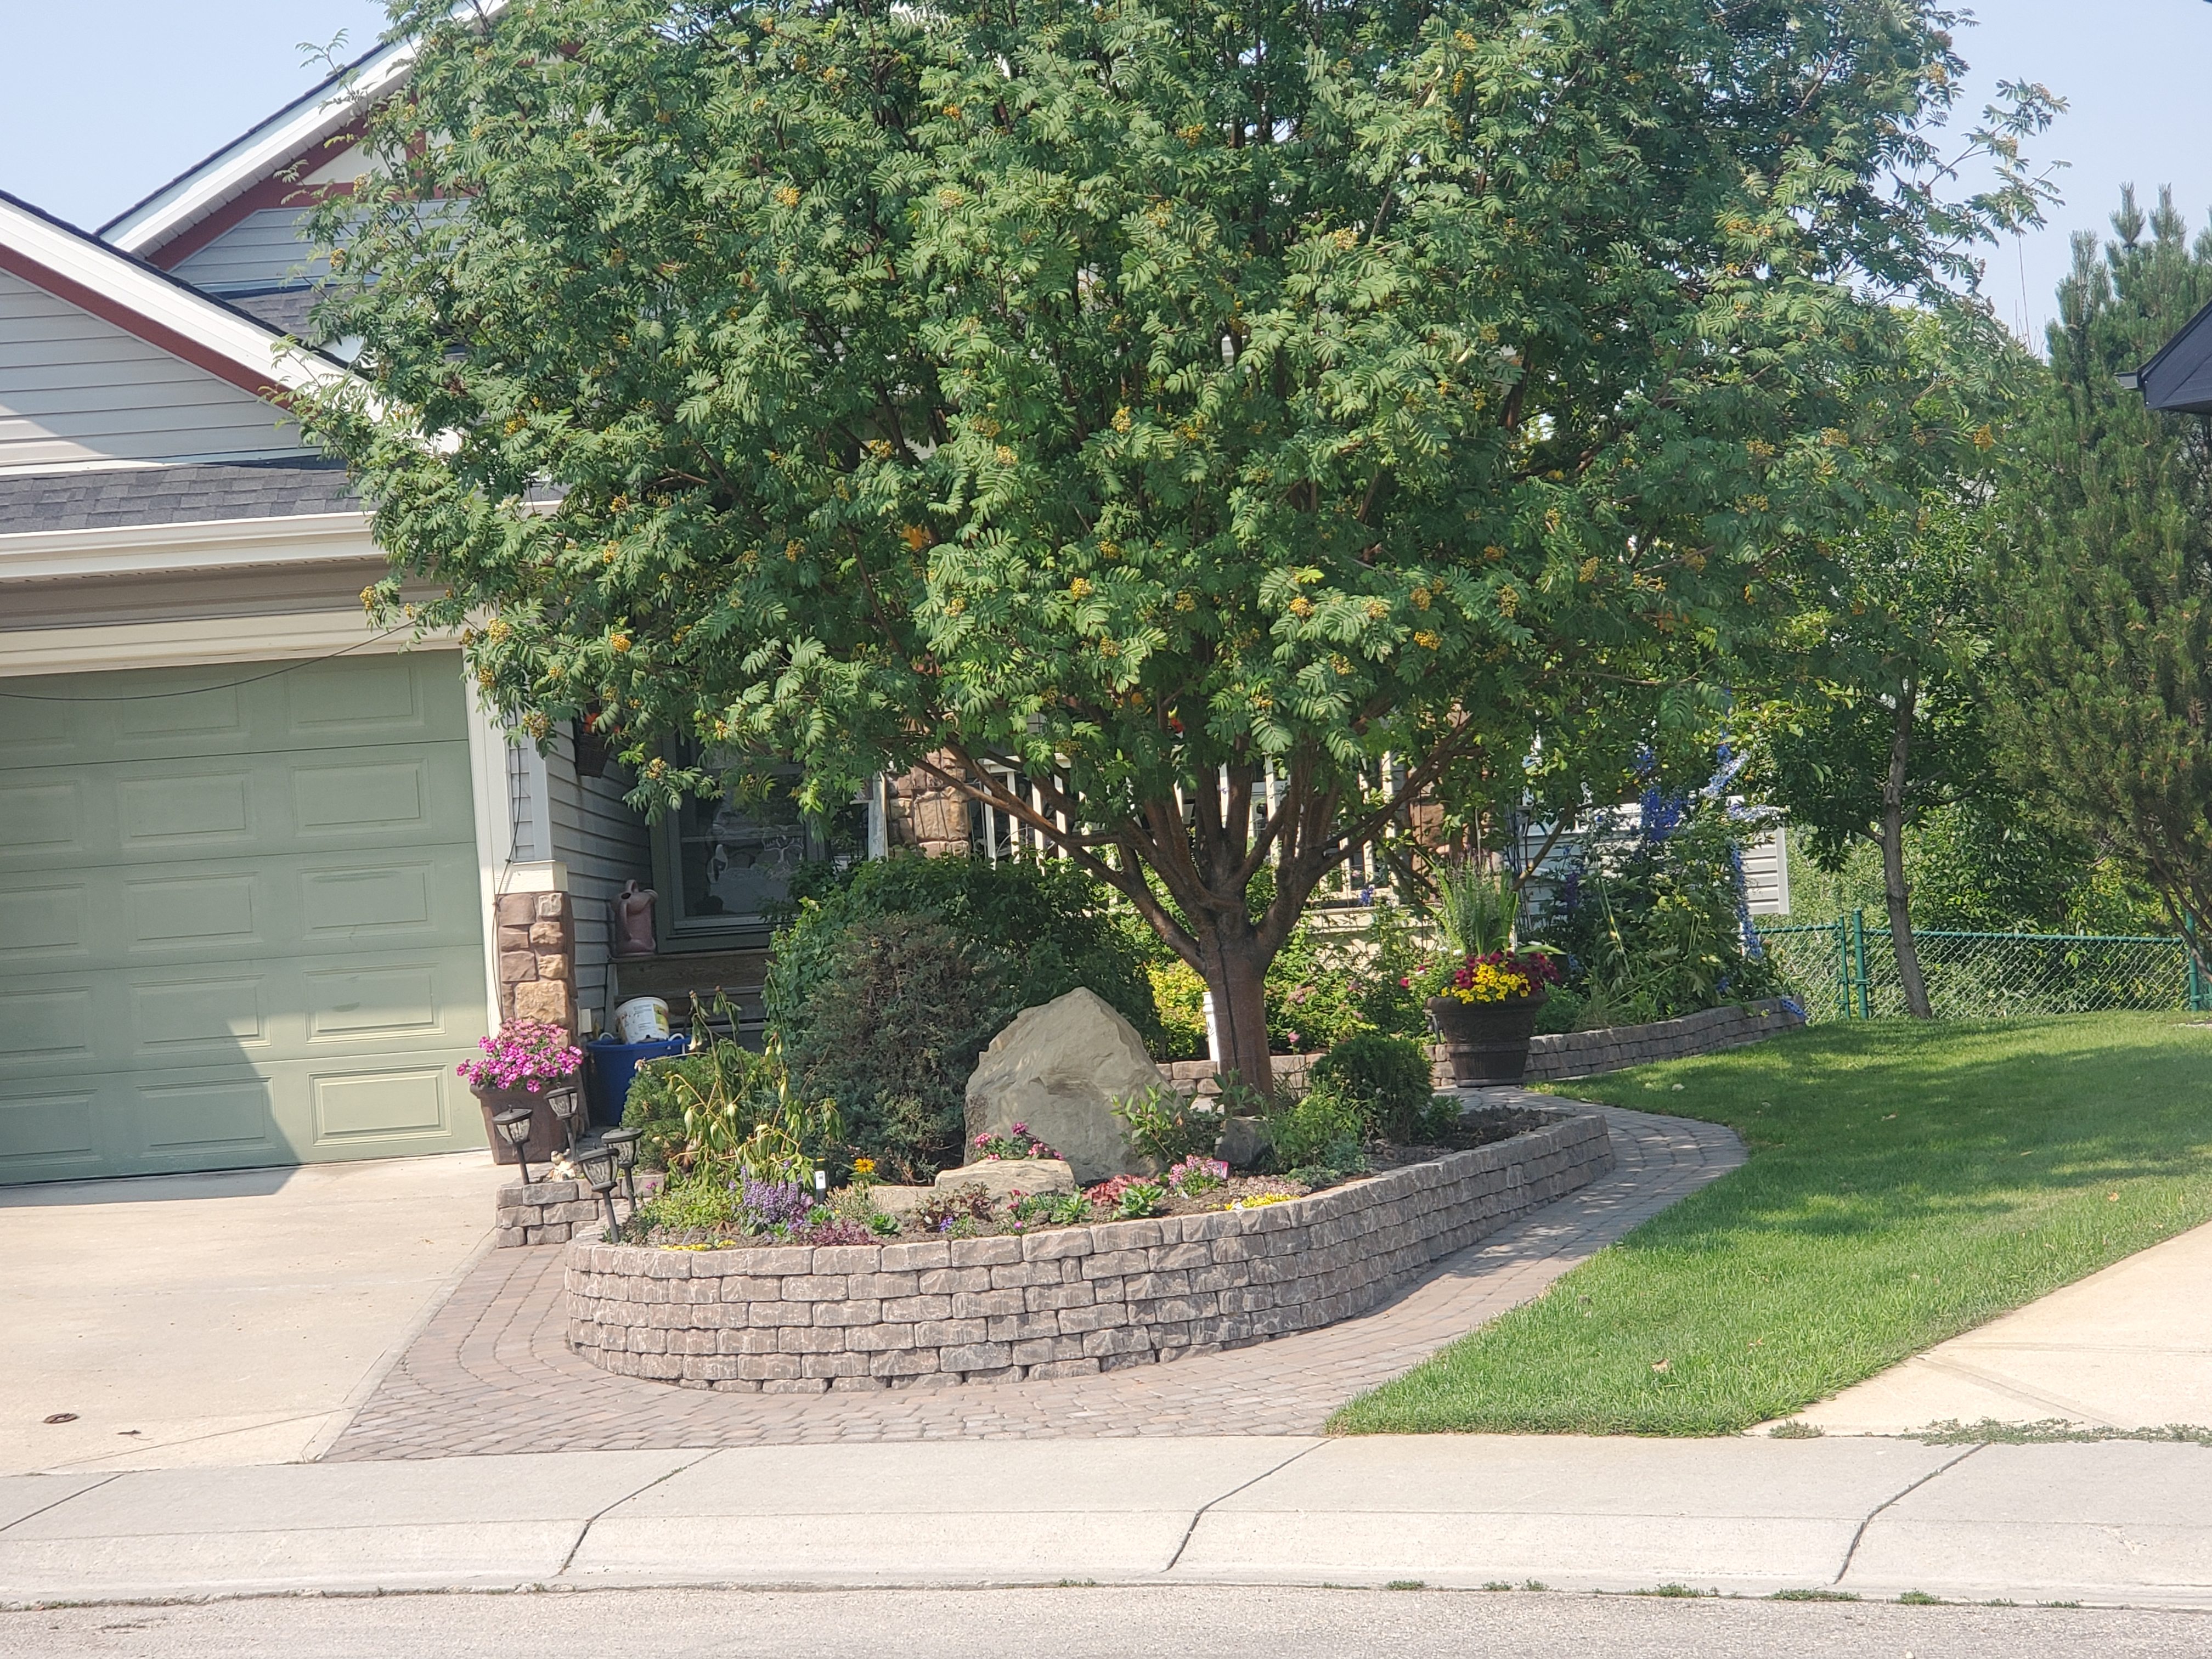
[1990, 187, 2212, 957]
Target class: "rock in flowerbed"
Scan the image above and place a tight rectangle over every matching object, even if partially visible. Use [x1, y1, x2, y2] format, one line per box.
[616, 1107, 1553, 1252]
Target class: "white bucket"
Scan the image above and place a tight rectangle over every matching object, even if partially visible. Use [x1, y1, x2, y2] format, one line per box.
[613, 996, 671, 1043]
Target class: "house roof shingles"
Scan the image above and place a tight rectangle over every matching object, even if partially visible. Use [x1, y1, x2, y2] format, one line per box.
[0, 458, 359, 535]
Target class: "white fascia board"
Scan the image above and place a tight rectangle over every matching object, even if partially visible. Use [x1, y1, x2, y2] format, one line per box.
[0, 196, 355, 400]
[0, 512, 374, 582]
[104, 1, 511, 259]
[102, 43, 420, 257]
[0, 609, 454, 678]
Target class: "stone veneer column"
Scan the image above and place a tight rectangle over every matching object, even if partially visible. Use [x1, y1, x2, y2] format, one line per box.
[495, 890, 577, 1029]
[887, 755, 973, 856]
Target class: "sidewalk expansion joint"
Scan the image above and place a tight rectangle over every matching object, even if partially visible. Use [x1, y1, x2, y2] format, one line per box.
[1832, 1440, 1985, 1586]
[0, 1472, 121, 1538]
[1160, 1440, 1324, 1575]
[555, 1448, 723, 1578]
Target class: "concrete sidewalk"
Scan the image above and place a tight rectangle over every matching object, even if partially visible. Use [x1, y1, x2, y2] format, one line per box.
[1801, 1215, 2212, 1435]
[6, 1434, 2212, 1611]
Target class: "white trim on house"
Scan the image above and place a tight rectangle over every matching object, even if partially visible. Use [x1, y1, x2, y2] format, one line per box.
[0, 605, 435, 677]
[100, 42, 420, 258]
[0, 195, 352, 402]
[101, 3, 510, 262]
[0, 511, 371, 580]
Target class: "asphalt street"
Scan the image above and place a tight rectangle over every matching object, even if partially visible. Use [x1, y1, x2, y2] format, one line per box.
[14, 1585, 2212, 1659]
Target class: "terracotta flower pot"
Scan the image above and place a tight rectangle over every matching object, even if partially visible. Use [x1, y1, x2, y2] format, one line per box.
[1427, 989, 1549, 1086]
[470, 1081, 572, 1166]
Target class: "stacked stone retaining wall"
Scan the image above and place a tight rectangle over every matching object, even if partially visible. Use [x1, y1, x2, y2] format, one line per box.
[563, 1105, 1614, 1393]
[1521, 997, 1803, 1081]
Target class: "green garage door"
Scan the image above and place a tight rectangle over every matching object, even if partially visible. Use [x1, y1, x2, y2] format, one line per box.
[0, 653, 490, 1184]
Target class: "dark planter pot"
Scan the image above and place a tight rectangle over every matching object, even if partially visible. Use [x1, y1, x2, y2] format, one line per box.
[1427, 989, 1548, 1086]
[470, 1081, 572, 1166]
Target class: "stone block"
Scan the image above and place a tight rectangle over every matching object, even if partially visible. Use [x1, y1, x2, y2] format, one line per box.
[913, 1318, 989, 1346]
[1024, 1358, 1100, 1380]
[495, 892, 538, 927]
[919, 1267, 992, 1296]
[512, 979, 574, 1025]
[716, 1329, 782, 1356]
[1081, 1249, 1149, 1279]
[940, 1341, 1012, 1372]
[1090, 1218, 1166, 1251]
[984, 1311, 1062, 1342]
[799, 1351, 871, 1379]
[535, 953, 571, 981]
[988, 1261, 1064, 1290]
[1021, 1228, 1093, 1262]
[1010, 1335, 1085, 1366]
[961, 1365, 1023, 1385]
[933, 1159, 1076, 1201]
[949, 1235, 1023, 1268]
[830, 1375, 890, 1392]
[535, 891, 569, 921]
[844, 1323, 921, 1353]
[1081, 1325, 1154, 1359]
[950, 1289, 1026, 1319]
[881, 1239, 950, 1272]
[848, 1272, 919, 1300]
[763, 1378, 831, 1395]
[528, 919, 569, 947]
[776, 1326, 848, 1355]
[812, 1245, 884, 1274]
[1056, 1302, 1131, 1335]
[882, 1295, 953, 1323]
[498, 950, 538, 985]
[870, 1348, 941, 1378]
[1024, 1282, 1096, 1313]
[810, 1299, 885, 1328]
[738, 1353, 805, 1381]
[779, 1274, 851, 1301]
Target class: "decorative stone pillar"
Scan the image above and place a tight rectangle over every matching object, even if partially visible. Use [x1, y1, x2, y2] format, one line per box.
[495, 890, 577, 1029]
[887, 755, 973, 856]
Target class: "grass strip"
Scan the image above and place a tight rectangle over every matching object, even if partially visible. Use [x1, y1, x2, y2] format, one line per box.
[1331, 1013, 2212, 1435]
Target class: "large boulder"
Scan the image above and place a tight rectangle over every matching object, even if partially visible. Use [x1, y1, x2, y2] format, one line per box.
[964, 989, 1167, 1183]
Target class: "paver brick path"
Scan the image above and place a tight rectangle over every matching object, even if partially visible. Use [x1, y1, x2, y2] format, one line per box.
[324, 1104, 1740, 1460]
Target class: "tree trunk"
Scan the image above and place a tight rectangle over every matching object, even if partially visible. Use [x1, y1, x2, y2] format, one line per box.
[1192, 912, 1277, 1102]
[1882, 682, 1932, 1018]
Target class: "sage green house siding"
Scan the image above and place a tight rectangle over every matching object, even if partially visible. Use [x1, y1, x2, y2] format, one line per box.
[0, 652, 489, 1184]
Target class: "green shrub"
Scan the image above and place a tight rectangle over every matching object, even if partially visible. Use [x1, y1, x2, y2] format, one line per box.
[1113, 1082, 1223, 1166]
[770, 852, 1160, 1048]
[1309, 1032, 1435, 1142]
[1269, 1079, 1367, 1170]
[1533, 985, 1587, 1036]
[776, 913, 1009, 1181]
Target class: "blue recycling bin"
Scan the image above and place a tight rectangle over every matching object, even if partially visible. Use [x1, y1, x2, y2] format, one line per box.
[585, 1034, 687, 1126]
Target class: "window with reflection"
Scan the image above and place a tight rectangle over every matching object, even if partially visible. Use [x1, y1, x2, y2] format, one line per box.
[649, 757, 870, 949]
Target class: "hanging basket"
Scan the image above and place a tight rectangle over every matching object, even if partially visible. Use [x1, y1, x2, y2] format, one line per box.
[1427, 989, 1548, 1086]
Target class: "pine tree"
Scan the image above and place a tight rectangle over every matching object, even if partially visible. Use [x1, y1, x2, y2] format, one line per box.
[1990, 187, 2212, 956]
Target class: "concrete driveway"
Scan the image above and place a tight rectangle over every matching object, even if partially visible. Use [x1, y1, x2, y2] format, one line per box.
[0, 1152, 498, 1476]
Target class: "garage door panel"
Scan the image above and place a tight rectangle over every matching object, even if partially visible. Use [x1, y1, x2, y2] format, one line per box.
[0, 946, 487, 1080]
[0, 654, 491, 1183]
[1, 849, 480, 973]
[0, 741, 475, 868]
[0, 654, 466, 765]
[0, 882, 89, 958]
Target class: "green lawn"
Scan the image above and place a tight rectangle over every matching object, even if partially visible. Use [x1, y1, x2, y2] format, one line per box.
[1332, 1013, 2212, 1436]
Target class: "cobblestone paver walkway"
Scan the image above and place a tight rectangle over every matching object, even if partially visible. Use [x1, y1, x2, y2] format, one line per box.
[324, 1104, 1740, 1460]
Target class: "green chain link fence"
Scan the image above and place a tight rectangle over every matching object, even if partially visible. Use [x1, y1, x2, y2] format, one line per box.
[1757, 912, 2212, 1023]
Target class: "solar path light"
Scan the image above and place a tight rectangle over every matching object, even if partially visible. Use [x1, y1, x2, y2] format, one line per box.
[602, 1126, 644, 1214]
[493, 1108, 537, 1187]
[575, 1140, 622, 1237]
[546, 1084, 584, 1153]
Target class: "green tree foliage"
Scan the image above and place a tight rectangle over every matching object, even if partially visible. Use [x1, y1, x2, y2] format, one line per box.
[307, 0, 2052, 1091]
[766, 850, 1159, 1043]
[1990, 188, 2212, 955]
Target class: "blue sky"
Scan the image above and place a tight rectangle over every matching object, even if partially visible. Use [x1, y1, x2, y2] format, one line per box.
[1, 1, 2204, 345]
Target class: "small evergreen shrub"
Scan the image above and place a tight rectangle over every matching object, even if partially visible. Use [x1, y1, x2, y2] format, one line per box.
[1268, 1079, 1367, 1170]
[1310, 1032, 1435, 1142]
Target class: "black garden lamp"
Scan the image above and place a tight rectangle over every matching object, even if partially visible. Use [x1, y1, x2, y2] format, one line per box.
[493, 1108, 537, 1186]
[546, 1084, 584, 1153]
[575, 1140, 622, 1237]
[602, 1126, 644, 1213]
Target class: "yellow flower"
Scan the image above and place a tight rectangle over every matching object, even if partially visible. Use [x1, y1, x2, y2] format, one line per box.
[853, 1158, 876, 1175]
